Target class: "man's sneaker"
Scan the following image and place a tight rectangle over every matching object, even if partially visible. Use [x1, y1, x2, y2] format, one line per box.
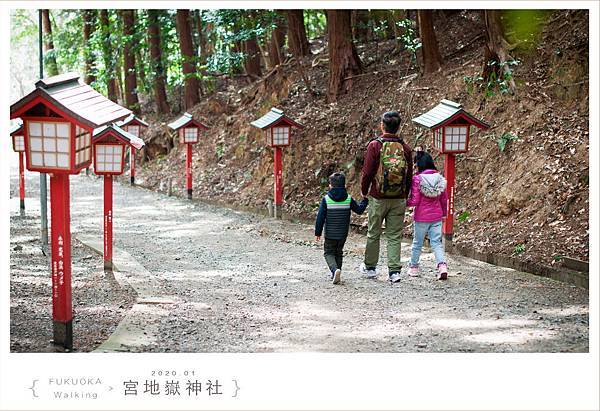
[359, 263, 377, 279]
[437, 263, 448, 280]
[408, 266, 420, 277]
[389, 271, 402, 283]
[332, 269, 341, 284]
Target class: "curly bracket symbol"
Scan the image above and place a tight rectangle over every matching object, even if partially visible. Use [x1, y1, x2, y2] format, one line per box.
[29, 380, 39, 398]
[232, 379, 240, 398]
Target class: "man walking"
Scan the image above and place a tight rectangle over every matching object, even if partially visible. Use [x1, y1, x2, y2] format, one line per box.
[360, 111, 413, 283]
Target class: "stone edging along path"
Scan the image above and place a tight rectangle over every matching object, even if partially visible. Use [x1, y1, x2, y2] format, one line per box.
[76, 235, 179, 352]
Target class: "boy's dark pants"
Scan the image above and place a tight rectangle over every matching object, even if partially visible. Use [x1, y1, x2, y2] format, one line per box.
[324, 238, 346, 273]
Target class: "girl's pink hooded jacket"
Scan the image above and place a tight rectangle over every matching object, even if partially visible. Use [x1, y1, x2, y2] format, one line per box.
[406, 169, 448, 222]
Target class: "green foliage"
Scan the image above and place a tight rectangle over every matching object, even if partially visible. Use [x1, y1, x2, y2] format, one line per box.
[304, 10, 327, 39]
[464, 59, 520, 97]
[496, 132, 518, 152]
[457, 211, 470, 223]
[502, 10, 552, 52]
[396, 18, 421, 65]
[216, 143, 226, 159]
[513, 243, 525, 255]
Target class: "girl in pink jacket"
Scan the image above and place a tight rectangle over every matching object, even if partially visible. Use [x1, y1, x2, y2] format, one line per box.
[406, 152, 449, 280]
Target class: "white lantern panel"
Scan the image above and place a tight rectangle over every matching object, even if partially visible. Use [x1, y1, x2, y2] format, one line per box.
[43, 138, 56, 152]
[444, 126, 467, 151]
[57, 154, 69, 168]
[184, 128, 198, 143]
[43, 123, 56, 137]
[95, 144, 123, 173]
[57, 139, 69, 153]
[44, 153, 57, 167]
[272, 127, 289, 145]
[56, 124, 69, 137]
[30, 137, 43, 151]
[29, 122, 42, 136]
[128, 125, 140, 137]
[13, 136, 25, 152]
[31, 152, 43, 166]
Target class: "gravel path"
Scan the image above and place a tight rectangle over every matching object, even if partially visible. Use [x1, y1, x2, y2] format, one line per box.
[10, 161, 589, 352]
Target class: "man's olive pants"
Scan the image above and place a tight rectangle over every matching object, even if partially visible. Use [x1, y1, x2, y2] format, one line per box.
[364, 197, 406, 272]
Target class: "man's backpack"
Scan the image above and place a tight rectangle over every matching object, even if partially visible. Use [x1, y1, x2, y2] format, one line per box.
[376, 137, 408, 198]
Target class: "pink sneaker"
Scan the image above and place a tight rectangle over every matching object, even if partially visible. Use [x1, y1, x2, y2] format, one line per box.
[408, 266, 420, 277]
[437, 263, 448, 280]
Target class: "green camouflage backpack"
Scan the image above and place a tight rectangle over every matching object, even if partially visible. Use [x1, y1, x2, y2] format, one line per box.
[376, 138, 408, 198]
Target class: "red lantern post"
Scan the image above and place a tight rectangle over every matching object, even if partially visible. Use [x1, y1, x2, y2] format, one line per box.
[10, 122, 26, 212]
[116, 114, 148, 185]
[92, 125, 145, 270]
[168, 112, 209, 200]
[10, 72, 131, 349]
[251, 108, 303, 219]
[412, 99, 490, 248]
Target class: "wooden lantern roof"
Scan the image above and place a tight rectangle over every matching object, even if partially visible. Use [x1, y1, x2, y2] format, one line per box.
[167, 112, 209, 131]
[10, 119, 23, 136]
[93, 124, 145, 149]
[412, 99, 490, 131]
[10, 72, 132, 129]
[116, 113, 149, 128]
[250, 107, 304, 130]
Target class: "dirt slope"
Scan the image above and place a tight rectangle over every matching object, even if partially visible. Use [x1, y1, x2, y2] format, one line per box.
[133, 10, 589, 267]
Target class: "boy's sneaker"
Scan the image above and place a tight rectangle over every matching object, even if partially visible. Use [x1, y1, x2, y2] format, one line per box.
[437, 263, 448, 280]
[359, 263, 377, 279]
[332, 269, 341, 284]
[389, 271, 402, 283]
[408, 266, 420, 277]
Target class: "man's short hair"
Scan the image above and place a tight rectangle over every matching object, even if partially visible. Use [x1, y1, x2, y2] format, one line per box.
[329, 172, 346, 188]
[381, 111, 401, 134]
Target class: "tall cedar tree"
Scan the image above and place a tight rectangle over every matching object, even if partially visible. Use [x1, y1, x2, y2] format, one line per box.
[176, 9, 201, 109]
[286, 10, 310, 58]
[121, 10, 140, 112]
[41, 10, 59, 76]
[100, 10, 119, 102]
[243, 37, 262, 78]
[417, 10, 442, 73]
[147, 10, 170, 114]
[326, 10, 362, 102]
[82, 10, 96, 85]
[267, 12, 287, 68]
[483, 10, 517, 93]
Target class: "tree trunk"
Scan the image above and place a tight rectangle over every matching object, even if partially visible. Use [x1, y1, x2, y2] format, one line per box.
[326, 10, 362, 102]
[82, 10, 96, 85]
[148, 9, 170, 114]
[417, 10, 442, 74]
[100, 10, 118, 102]
[267, 13, 287, 68]
[41, 9, 58, 76]
[122, 10, 140, 113]
[483, 10, 517, 93]
[286, 10, 311, 58]
[176, 9, 200, 109]
[242, 37, 262, 78]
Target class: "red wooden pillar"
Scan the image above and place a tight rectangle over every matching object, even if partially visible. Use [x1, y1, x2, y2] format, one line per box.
[442, 153, 456, 247]
[18, 152, 25, 212]
[130, 147, 136, 185]
[186, 143, 193, 199]
[273, 146, 283, 218]
[104, 175, 113, 271]
[49, 173, 73, 349]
